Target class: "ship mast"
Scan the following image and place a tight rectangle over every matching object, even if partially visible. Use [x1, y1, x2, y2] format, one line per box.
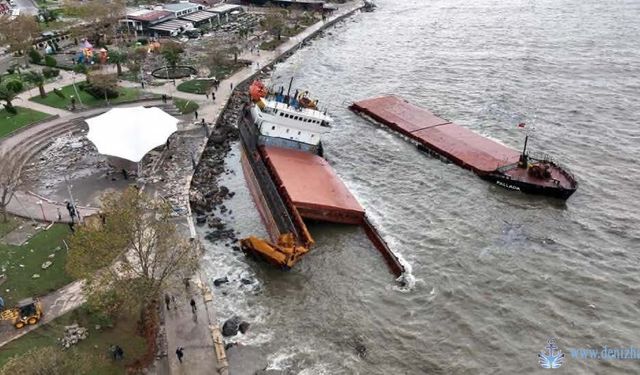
[519, 134, 529, 167]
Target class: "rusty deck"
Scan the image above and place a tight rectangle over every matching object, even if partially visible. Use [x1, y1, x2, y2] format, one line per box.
[350, 96, 521, 174]
[261, 146, 365, 225]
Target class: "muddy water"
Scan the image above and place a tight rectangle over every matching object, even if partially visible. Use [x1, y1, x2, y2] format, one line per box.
[199, 0, 640, 373]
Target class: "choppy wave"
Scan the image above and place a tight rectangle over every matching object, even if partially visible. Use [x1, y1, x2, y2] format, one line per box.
[199, 0, 640, 373]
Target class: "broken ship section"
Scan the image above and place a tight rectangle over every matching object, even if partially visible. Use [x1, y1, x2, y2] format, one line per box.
[238, 93, 405, 281]
[350, 96, 578, 199]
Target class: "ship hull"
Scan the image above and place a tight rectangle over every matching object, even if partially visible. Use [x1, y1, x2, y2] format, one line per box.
[482, 173, 577, 200]
[351, 96, 578, 200]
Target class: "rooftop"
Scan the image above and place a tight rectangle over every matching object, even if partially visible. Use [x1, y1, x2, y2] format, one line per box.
[206, 3, 243, 14]
[179, 10, 218, 22]
[149, 19, 193, 32]
[127, 10, 174, 22]
[163, 2, 201, 12]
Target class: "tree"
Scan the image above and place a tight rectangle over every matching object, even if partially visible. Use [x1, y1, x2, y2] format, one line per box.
[25, 71, 46, 98]
[108, 49, 127, 76]
[0, 346, 93, 374]
[261, 11, 286, 41]
[44, 55, 58, 67]
[0, 82, 20, 113]
[0, 155, 20, 223]
[161, 41, 184, 72]
[125, 46, 147, 78]
[66, 188, 198, 318]
[28, 48, 43, 64]
[63, 0, 126, 47]
[83, 72, 119, 100]
[0, 15, 40, 63]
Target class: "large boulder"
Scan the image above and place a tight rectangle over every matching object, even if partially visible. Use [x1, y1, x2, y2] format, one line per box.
[213, 276, 229, 287]
[239, 321, 250, 334]
[222, 316, 241, 337]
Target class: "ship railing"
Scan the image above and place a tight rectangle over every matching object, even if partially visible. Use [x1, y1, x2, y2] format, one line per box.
[528, 151, 578, 184]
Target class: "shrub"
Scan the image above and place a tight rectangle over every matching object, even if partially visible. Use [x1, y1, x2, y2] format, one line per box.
[5, 79, 23, 93]
[81, 84, 119, 99]
[73, 64, 88, 74]
[28, 48, 43, 64]
[3, 103, 17, 114]
[42, 67, 60, 78]
[53, 87, 65, 98]
[44, 55, 57, 67]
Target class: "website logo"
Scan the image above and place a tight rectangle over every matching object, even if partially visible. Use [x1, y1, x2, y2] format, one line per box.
[538, 338, 565, 369]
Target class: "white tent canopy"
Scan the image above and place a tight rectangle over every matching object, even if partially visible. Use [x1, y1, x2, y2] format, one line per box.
[86, 107, 179, 162]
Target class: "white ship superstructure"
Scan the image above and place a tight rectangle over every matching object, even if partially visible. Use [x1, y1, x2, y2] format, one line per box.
[249, 88, 332, 154]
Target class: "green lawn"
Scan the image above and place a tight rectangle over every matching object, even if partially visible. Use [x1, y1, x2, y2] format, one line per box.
[0, 224, 74, 306]
[0, 306, 147, 374]
[173, 98, 199, 114]
[0, 217, 20, 238]
[0, 107, 51, 138]
[30, 83, 145, 110]
[177, 79, 214, 95]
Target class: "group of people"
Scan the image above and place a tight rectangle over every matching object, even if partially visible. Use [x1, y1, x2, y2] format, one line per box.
[109, 344, 124, 361]
[164, 293, 197, 315]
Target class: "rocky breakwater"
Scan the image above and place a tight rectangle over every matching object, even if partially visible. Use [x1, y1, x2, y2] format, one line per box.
[190, 88, 250, 246]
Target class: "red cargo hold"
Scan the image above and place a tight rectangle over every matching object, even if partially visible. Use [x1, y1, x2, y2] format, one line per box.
[261, 146, 365, 225]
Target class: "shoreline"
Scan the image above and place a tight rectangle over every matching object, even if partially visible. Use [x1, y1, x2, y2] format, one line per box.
[160, 2, 367, 374]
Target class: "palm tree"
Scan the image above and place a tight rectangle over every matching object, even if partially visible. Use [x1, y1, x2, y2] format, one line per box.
[26, 71, 46, 98]
[0, 82, 20, 112]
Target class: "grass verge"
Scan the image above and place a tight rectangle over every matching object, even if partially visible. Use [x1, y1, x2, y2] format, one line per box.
[29, 83, 145, 110]
[173, 98, 199, 114]
[0, 224, 74, 306]
[0, 217, 21, 238]
[177, 79, 214, 95]
[0, 107, 51, 138]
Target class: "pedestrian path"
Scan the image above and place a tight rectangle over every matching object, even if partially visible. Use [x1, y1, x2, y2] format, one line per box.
[162, 273, 227, 375]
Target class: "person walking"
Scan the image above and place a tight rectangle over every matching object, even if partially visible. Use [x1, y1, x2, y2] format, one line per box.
[205, 92, 209, 99]
[165, 294, 171, 310]
[190, 298, 197, 314]
[115, 345, 124, 360]
[176, 347, 184, 363]
[212, 92, 216, 102]
[194, 110, 198, 120]
[230, 82, 233, 91]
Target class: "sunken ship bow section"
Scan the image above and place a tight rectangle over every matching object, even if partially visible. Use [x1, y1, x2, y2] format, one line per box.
[237, 81, 405, 280]
[350, 96, 578, 200]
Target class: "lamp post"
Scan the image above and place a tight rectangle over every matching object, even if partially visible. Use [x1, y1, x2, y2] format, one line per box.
[71, 72, 83, 107]
[36, 200, 46, 222]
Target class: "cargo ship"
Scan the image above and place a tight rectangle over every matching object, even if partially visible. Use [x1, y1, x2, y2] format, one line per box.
[238, 81, 405, 280]
[350, 96, 578, 200]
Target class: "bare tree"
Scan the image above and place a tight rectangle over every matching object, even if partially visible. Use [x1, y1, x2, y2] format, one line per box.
[0, 155, 20, 223]
[62, 0, 126, 47]
[0, 15, 40, 65]
[66, 187, 198, 317]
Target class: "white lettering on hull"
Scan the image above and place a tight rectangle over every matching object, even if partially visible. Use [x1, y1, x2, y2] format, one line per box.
[496, 180, 521, 191]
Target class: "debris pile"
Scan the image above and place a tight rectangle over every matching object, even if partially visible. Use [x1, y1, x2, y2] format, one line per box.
[59, 324, 89, 349]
